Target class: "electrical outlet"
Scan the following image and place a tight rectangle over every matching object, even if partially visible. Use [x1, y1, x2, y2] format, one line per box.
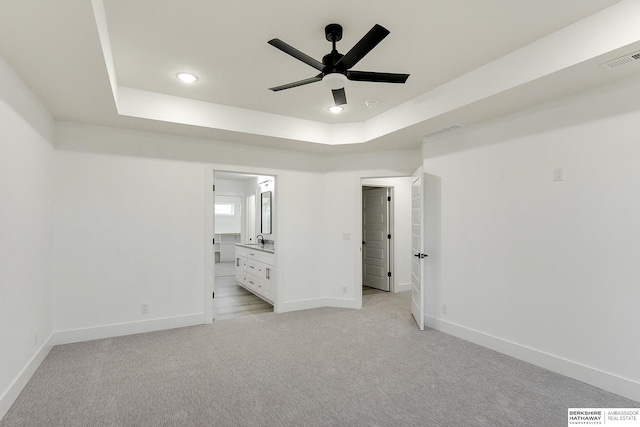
[141, 303, 149, 314]
[442, 304, 448, 315]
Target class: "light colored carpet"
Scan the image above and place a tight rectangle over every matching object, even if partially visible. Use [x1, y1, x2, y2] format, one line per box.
[2, 292, 637, 426]
[362, 285, 387, 296]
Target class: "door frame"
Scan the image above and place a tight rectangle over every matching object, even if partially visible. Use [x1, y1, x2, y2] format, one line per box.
[357, 176, 414, 309]
[358, 173, 438, 328]
[205, 165, 280, 324]
[361, 185, 393, 292]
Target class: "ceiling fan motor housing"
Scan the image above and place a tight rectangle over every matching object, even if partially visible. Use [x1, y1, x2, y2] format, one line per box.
[325, 23, 343, 42]
[322, 51, 345, 74]
[323, 24, 346, 75]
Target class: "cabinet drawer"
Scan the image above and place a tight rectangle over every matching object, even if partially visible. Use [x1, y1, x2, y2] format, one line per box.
[245, 249, 259, 259]
[244, 275, 261, 292]
[243, 259, 265, 279]
[258, 253, 275, 265]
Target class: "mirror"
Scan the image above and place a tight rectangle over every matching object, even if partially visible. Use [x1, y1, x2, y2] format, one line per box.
[261, 191, 272, 234]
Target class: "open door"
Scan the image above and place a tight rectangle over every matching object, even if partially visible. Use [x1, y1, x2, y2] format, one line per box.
[411, 168, 426, 330]
[362, 186, 390, 291]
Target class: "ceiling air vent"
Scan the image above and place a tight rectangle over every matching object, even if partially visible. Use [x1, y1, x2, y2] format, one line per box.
[423, 124, 465, 140]
[600, 51, 640, 70]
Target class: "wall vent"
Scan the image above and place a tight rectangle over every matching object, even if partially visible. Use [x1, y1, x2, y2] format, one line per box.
[423, 124, 465, 140]
[600, 51, 640, 70]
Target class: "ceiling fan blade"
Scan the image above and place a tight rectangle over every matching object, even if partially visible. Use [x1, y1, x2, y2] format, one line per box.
[269, 75, 323, 92]
[336, 24, 390, 70]
[347, 70, 409, 84]
[268, 39, 324, 71]
[332, 88, 347, 106]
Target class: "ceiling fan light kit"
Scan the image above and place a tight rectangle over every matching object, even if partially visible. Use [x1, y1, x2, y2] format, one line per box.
[268, 23, 409, 109]
[322, 73, 347, 90]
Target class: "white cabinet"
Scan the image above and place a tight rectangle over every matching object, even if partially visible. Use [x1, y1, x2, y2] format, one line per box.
[235, 245, 276, 304]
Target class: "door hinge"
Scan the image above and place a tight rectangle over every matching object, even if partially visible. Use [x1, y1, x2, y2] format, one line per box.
[387, 196, 391, 202]
[212, 292, 215, 299]
[212, 238, 215, 245]
[387, 272, 391, 277]
[387, 234, 391, 239]
[212, 184, 216, 191]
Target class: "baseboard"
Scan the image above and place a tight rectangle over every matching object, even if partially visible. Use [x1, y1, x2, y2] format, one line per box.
[394, 282, 411, 293]
[0, 332, 55, 421]
[278, 297, 357, 313]
[54, 313, 205, 345]
[426, 316, 640, 403]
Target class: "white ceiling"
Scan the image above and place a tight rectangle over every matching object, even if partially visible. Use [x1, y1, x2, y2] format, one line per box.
[1, 0, 640, 153]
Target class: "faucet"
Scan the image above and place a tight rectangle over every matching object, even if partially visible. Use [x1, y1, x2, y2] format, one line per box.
[256, 234, 264, 245]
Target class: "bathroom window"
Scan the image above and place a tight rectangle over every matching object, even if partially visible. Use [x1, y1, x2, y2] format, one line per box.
[215, 203, 235, 216]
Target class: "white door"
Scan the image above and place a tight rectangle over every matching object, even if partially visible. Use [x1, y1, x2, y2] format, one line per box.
[411, 168, 425, 330]
[362, 187, 390, 291]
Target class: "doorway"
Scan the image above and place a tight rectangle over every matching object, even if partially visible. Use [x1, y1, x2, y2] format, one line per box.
[359, 176, 414, 310]
[362, 186, 392, 292]
[212, 171, 274, 321]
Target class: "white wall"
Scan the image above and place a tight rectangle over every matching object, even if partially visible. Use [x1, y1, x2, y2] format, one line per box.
[0, 58, 55, 418]
[55, 123, 421, 316]
[276, 170, 326, 306]
[423, 80, 640, 401]
[52, 151, 207, 340]
[361, 177, 412, 292]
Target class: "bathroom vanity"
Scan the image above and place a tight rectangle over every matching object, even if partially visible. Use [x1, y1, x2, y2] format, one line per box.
[234, 243, 276, 304]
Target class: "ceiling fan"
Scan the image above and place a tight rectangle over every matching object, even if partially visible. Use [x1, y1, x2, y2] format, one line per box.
[268, 23, 409, 107]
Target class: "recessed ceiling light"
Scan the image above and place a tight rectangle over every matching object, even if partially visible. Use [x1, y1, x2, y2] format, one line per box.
[176, 72, 198, 83]
[365, 99, 378, 109]
[328, 105, 344, 114]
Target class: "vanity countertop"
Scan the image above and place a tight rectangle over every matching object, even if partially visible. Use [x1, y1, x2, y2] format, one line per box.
[235, 243, 275, 254]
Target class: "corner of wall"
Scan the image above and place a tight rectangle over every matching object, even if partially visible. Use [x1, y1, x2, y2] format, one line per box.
[0, 57, 54, 143]
[278, 297, 359, 314]
[0, 333, 55, 420]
